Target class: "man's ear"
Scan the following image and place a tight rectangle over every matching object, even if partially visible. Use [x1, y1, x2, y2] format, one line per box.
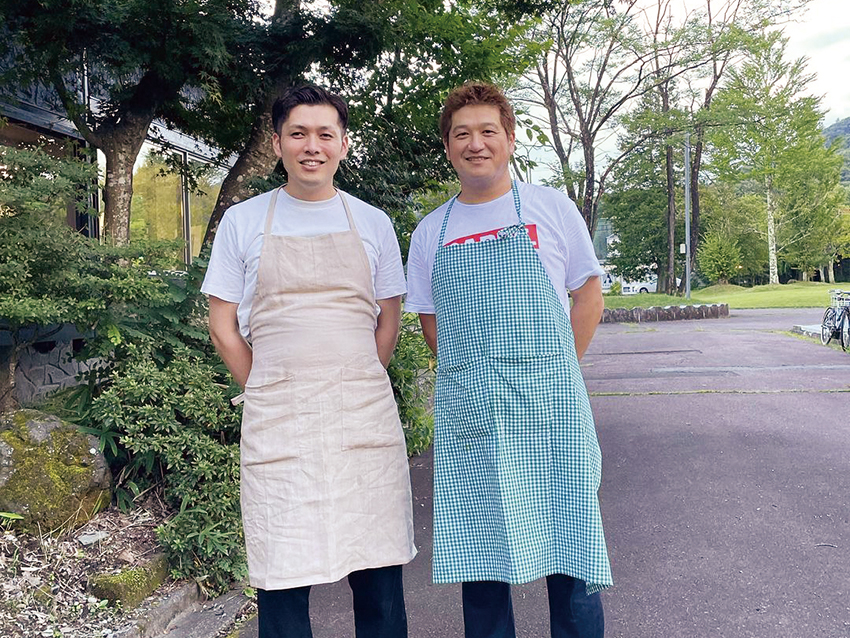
[341, 133, 350, 160]
[508, 131, 516, 156]
[271, 132, 283, 160]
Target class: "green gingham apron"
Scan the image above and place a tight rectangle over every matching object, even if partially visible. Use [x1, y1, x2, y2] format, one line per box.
[431, 182, 613, 594]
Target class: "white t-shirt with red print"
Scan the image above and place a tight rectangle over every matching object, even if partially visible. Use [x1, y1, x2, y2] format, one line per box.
[405, 182, 603, 316]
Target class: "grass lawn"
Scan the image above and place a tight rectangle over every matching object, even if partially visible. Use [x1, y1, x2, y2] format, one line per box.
[604, 281, 848, 310]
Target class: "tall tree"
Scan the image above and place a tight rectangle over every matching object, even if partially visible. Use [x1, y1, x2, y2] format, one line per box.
[195, 0, 538, 249]
[0, 0, 257, 245]
[516, 0, 707, 236]
[709, 32, 841, 283]
[680, 0, 811, 285]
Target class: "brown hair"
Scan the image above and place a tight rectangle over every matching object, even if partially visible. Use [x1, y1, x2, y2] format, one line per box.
[439, 82, 516, 145]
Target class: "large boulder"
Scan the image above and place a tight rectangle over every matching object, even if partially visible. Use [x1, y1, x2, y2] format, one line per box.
[0, 409, 111, 533]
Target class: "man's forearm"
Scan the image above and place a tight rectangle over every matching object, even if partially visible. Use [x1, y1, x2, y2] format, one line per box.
[569, 277, 604, 361]
[375, 296, 402, 368]
[212, 332, 253, 389]
[208, 296, 253, 388]
[570, 300, 602, 360]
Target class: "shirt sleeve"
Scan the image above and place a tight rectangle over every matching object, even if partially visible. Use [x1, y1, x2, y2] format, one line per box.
[374, 216, 407, 300]
[560, 196, 604, 291]
[403, 222, 435, 314]
[200, 213, 245, 303]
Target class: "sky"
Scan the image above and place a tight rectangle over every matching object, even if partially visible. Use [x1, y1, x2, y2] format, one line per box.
[782, 0, 850, 126]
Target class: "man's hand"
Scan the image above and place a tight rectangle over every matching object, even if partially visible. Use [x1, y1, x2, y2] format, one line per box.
[569, 276, 604, 360]
[376, 296, 402, 368]
[208, 296, 253, 388]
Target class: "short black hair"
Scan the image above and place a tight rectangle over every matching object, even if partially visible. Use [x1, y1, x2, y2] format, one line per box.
[272, 85, 349, 135]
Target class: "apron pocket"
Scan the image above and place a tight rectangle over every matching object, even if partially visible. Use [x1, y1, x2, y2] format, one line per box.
[340, 365, 404, 450]
[438, 360, 492, 441]
[486, 356, 557, 437]
[241, 373, 302, 466]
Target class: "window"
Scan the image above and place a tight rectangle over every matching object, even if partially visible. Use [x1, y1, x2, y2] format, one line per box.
[127, 143, 224, 266]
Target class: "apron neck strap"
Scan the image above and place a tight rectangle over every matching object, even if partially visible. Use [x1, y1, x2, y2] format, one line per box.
[437, 181, 522, 246]
[263, 187, 357, 236]
[263, 187, 282, 237]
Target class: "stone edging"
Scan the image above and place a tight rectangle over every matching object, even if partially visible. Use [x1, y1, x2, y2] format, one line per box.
[602, 303, 729, 324]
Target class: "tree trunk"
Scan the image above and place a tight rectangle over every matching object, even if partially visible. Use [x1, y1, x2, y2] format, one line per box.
[101, 135, 146, 245]
[203, 108, 279, 248]
[766, 176, 779, 285]
[665, 143, 677, 295]
[580, 141, 595, 232]
[689, 132, 704, 282]
[827, 261, 835, 284]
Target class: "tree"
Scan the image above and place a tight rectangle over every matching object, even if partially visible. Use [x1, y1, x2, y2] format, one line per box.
[698, 228, 741, 285]
[709, 31, 842, 283]
[0, 0, 257, 245]
[603, 186, 671, 283]
[0, 144, 172, 410]
[196, 0, 539, 250]
[679, 0, 811, 284]
[699, 186, 769, 282]
[516, 0, 710, 238]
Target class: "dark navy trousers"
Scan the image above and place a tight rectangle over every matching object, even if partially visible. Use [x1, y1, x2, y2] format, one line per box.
[256, 565, 407, 638]
[462, 575, 604, 638]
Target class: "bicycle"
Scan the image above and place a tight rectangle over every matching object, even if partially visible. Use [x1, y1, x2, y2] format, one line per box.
[820, 289, 850, 351]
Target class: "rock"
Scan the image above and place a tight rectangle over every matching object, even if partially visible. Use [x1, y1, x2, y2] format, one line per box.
[78, 531, 110, 546]
[0, 410, 111, 534]
[89, 553, 169, 610]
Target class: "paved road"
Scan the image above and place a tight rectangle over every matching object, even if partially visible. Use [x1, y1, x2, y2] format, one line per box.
[236, 308, 850, 638]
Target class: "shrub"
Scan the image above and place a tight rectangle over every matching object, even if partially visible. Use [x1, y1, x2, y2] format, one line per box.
[90, 346, 244, 595]
[389, 313, 434, 456]
[698, 230, 742, 285]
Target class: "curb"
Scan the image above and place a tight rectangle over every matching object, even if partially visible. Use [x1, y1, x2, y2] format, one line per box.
[114, 582, 204, 638]
[602, 303, 729, 323]
[792, 324, 822, 339]
[154, 589, 252, 638]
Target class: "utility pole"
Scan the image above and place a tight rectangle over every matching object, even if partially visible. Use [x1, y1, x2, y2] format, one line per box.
[684, 133, 692, 299]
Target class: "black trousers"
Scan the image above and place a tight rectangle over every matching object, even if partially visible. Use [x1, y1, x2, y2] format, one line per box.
[462, 575, 604, 638]
[256, 565, 407, 638]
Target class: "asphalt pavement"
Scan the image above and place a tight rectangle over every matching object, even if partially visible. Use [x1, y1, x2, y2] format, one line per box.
[225, 308, 850, 638]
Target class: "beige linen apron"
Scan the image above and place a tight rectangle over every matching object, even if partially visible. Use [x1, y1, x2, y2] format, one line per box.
[240, 188, 416, 590]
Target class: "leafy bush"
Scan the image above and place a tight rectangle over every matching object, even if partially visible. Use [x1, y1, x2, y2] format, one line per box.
[389, 313, 434, 456]
[90, 346, 244, 595]
[698, 230, 742, 285]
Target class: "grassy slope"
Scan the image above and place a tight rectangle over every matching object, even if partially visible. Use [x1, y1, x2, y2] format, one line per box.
[604, 282, 848, 310]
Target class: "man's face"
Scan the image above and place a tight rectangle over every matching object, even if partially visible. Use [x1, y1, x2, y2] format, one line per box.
[444, 104, 515, 189]
[272, 104, 349, 201]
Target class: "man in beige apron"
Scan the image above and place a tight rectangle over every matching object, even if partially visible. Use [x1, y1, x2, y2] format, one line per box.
[202, 85, 416, 638]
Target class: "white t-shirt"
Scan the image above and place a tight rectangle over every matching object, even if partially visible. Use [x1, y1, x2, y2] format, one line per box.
[405, 182, 603, 316]
[201, 188, 407, 341]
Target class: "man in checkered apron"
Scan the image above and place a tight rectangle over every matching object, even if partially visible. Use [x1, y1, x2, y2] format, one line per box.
[406, 82, 613, 638]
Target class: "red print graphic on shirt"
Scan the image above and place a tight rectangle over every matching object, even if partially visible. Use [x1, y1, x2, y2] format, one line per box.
[445, 224, 539, 249]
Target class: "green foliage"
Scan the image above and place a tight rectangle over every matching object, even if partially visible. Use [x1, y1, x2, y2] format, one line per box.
[700, 188, 768, 282]
[89, 347, 244, 595]
[606, 280, 622, 296]
[388, 314, 434, 456]
[708, 31, 842, 280]
[698, 230, 742, 285]
[602, 187, 675, 282]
